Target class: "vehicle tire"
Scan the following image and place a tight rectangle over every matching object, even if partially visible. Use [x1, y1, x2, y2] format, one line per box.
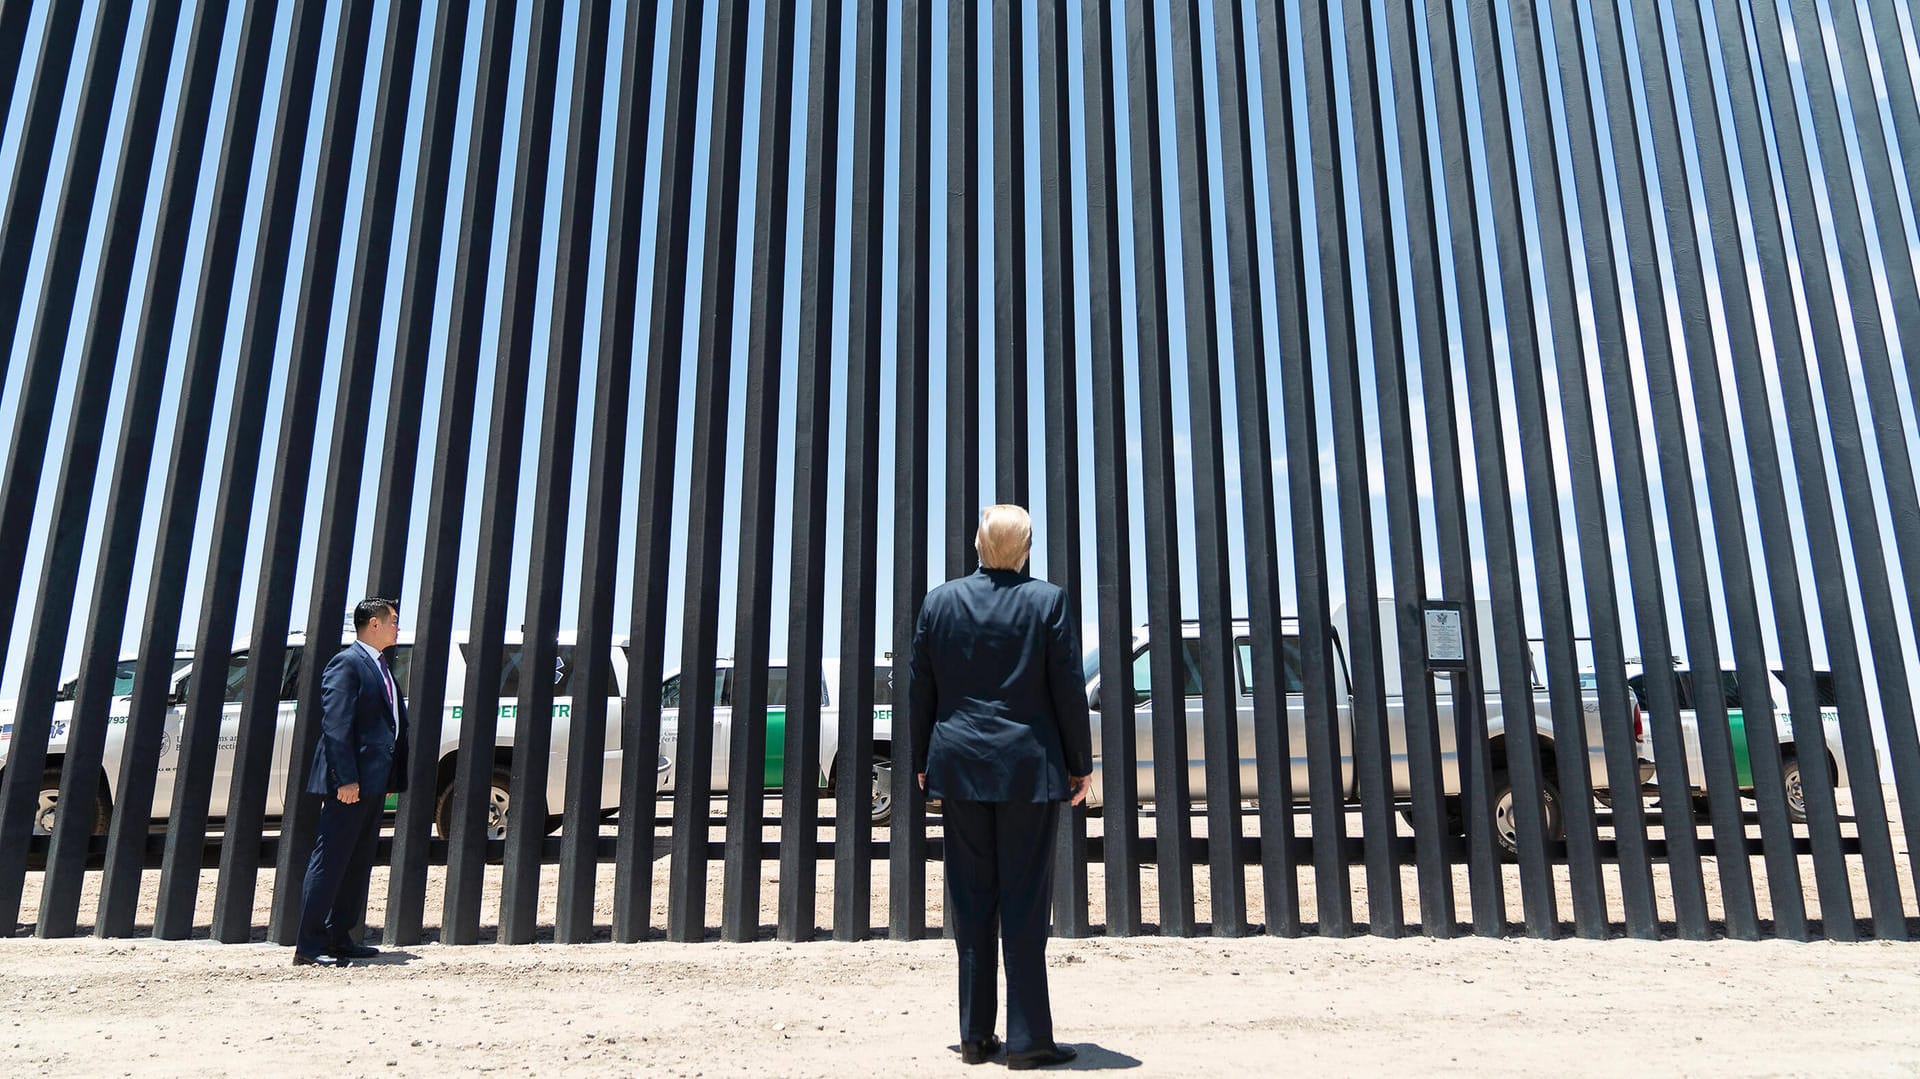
[870, 758, 893, 828]
[35, 767, 109, 837]
[435, 766, 513, 841]
[1781, 756, 1807, 824]
[1490, 771, 1563, 861]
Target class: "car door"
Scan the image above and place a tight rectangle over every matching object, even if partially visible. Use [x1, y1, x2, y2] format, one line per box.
[1236, 636, 1312, 802]
[1127, 638, 1206, 802]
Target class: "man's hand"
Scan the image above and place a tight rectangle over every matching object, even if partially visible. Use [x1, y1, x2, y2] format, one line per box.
[1068, 773, 1092, 807]
[337, 782, 361, 804]
[917, 773, 926, 791]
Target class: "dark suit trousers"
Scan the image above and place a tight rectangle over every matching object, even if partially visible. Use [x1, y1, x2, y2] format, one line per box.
[296, 793, 384, 957]
[942, 797, 1061, 1052]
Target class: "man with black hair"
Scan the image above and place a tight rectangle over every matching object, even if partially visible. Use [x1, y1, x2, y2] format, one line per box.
[294, 597, 409, 966]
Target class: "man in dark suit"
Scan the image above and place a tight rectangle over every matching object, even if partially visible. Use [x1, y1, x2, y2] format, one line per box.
[910, 505, 1092, 1070]
[294, 597, 409, 966]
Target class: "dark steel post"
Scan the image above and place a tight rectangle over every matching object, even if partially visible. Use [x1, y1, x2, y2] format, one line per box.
[1339, 0, 1453, 936]
[1535, 0, 1681, 941]
[776, 0, 843, 945]
[442, 0, 567, 946]
[37, 0, 231, 940]
[558, 0, 650, 948]
[947, 0, 981, 579]
[378, 0, 480, 949]
[1081, 0, 1143, 938]
[92, 0, 285, 940]
[1499, 0, 1672, 939]
[615, 0, 706, 946]
[1035, 0, 1088, 940]
[501, 0, 613, 947]
[992, 0, 1029, 505]
[0, 4, 81, 399]
[1165, 0, 1249, 938]
[890, 0, 935, 943]
[1122, 0, 1196, 937]
[1253, 2, 1351, 936]
[833, 0, 888, 943]
[1383, 0, 1504, 937]
[721, 0, 800, 945]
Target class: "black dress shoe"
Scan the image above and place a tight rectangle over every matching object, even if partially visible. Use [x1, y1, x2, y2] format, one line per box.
[959, 1034, 1003, 1064]
[291, 952, 343, 968]
[330, 943, 380, 960]
[1008, 1044, 1078, 1071]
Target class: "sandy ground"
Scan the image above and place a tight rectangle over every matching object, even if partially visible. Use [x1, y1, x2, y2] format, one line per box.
[3, 932, 1918, 1077]
[6, 792, 1919, 1075]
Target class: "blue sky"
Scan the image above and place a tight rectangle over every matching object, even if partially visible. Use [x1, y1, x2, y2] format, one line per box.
[4, 0, 1920, 777]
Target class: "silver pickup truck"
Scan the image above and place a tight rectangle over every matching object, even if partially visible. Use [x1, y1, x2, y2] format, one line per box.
[1080, 600, 1647, 854]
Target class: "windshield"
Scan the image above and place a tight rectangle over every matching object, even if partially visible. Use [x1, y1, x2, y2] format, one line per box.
[1082, 646, 1100, 685]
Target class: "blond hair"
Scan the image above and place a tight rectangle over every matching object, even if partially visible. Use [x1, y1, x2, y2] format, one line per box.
[975, 504, 1033, 570]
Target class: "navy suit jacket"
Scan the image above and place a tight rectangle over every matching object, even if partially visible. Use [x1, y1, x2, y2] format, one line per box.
[304, 643, 410, 799]
[908, 568, 1093, 802]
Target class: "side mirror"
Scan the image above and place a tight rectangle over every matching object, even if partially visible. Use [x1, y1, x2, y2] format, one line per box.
[1087, 685, 1101, 712]
[170, 682, 189, 707]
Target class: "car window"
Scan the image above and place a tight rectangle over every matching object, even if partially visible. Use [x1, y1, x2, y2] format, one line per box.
[1129, 639, 1203, 706]
[874, 667, 893, 707]
[660, 670, 729, 708]
[1235, 637, 1305, 696]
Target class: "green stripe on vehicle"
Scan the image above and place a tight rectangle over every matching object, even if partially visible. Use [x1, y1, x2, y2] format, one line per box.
[766, 707, 786, 789]
[1729, 708, 1753, 789]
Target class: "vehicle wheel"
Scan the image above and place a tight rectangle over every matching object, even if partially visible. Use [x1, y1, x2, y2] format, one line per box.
[870, 758, 893, 827]
[1490, 771, 1563, 861]
[1781, 756, 1807, 824]
[435, 767, 513, 841]
[36, 767, 109, 837]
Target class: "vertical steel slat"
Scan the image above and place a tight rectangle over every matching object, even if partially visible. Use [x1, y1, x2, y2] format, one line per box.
[1339, 0, 1452, 937]
[1641, 0, 1832, 941]
[1301, 0, 1407, 937]
[1689, 0, 1850, 933]
[1212, 0, 1301, 939]
[1253, 2, 1353, 937]
[615, 0, 705, 946]
[1035, 0, 1089, 940]
[215, 0, 379, 946]
[1425, 0, 1558, 937]
[1733, 0, 1910, 935]
[665, 0, 753, 945]
[1164, 0, 1249, 938]
[1536, 1, 1687, 941]
[146, 0, 345, 944]
[1624, 0, 1856, 937]
[1251, 2, 1359, 933]
[0, 4, 137, 928]
[558, 0, 647, 948]
[37, 0, 232, 940]
[1791, 0, 1920, 916]
[1582, 1, 1745, 940]
[0, 3, 81, 401]
[379, 0, 479, 949]
[833, 0, 887, 943]
[1082, 0, 1143, 938]
[0, 0, 175, 935]
[239, 0, 415, 947]
[1465, 0, 1606, 938]
[1501, 0, 1677, 940]
[442, 0, 566, 946]
[93, 0, 284, 940]
[776, 0, 843, 945]
[1863, 0, 1920, 218]
[1122, 0, 1197, 937]
[890, 0, 935, 943]
[500, 0, 611, 947]
[721, 0, 799, 945]
[947, 0, 981, 579]
[1384, 0, 1504, 937]
[992, 0, 1029, 505]
[0, 1, 31, 140]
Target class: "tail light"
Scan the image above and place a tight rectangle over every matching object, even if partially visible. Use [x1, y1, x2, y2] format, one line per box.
[1632, 698, 1644, 744]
